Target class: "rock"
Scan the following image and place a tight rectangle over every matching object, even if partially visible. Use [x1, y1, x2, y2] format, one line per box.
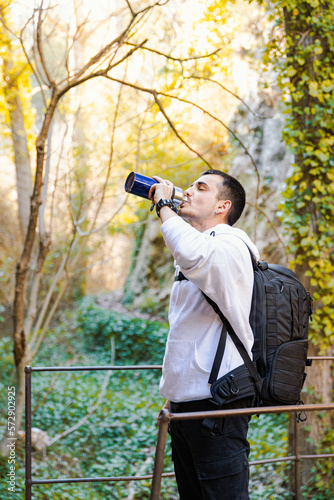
[18, 427, 50, 452]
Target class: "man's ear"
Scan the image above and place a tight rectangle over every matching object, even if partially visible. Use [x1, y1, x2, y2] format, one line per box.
[216, 199, 231, 215]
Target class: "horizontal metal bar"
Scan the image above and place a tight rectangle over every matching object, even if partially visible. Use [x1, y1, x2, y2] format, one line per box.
[29, 450, 334, 487]
[25, 355, 332, 373]
[250, 453, 334, 467]
[26, 365, 162, 373]
[166, 403, 334, 422]
[31, 472, 175, 485]
[250, 456, 296, 466]
[307, 356, 334, 360]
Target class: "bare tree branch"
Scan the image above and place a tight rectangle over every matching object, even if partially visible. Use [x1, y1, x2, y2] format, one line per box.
[103, 74, 262, 177]
[99, 76, 262, 234]
[246, 201, 287, 254]
[33, 4, 54, 89]
[48, 369, 113, 447]
[28, 235, 79, 349]
[90, 68, 125, 230]
[124, 41, 221, 62]
[157, 90, 260, 181]
[103, 76, 211, 166]
[19, 13, 48, 108]
[66, 9, 138, 84]
[152, 91, 211, 167]
[56, 39, 148, 100]
[186, 75, 273, 119]
[125, 0, 135, 17]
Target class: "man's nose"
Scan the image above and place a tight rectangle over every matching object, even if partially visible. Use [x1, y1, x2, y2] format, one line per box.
[184, 186, 193, 197]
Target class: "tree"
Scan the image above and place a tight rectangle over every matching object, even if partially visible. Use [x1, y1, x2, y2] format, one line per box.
[256, 0, 334, 492]
[1, 0, 233, 446]
[0, 2, 32, 241]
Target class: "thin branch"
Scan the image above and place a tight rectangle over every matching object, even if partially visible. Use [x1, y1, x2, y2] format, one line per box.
[106, 38, 148, 72]
[39, 116, 53, 238]
[75, 197, 130, 236]
[28, 235, 79, 348]
[36, 1, 54, 87]
[101, 77, 262, 231]
[59, 0, 169, 89]
[246, 201, 286, 252]
[48, 369, 113, 447]
[90, 69, 125, 230]
[124, 42, 221, 62]
[135, 98, 151, 171]
[19, 12, 48, 107]
[161, 141, 230, 171]
[50, 119, 68, 235]
[153, 91, 211, 167]
[186, 75, 273, 119]
[30, 235, 87, 358]
[56, 39, 147, 100]
[30, 273, 67, 358]
[158, 90, 260, 182]
[125, 0, 135, 17]
[66, 7, 139, 84]
[0, 4, 16, 38]
[103, 76, 211, 167]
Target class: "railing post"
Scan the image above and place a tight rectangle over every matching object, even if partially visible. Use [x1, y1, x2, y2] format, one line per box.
[294, 413, 301, 500]
[25, 366, 32, 500]
[150, 409, 170, 500]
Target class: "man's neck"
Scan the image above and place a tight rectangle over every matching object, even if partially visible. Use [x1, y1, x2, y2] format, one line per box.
[184, 216, 228, 233]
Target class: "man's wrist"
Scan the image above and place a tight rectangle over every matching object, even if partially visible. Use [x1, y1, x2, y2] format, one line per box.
[156, 198, 178, 218]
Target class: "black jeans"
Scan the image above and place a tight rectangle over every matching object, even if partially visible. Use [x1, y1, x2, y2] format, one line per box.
[169, 398, 251, 500]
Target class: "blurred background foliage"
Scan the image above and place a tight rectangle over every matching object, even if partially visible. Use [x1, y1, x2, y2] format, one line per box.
[0, 0, 333, 498]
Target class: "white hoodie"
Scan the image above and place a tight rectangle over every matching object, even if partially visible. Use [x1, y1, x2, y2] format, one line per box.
[159, 216, 260, 403]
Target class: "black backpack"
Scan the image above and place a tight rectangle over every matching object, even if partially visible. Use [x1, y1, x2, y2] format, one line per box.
[176, 252, 313, 408]
[249, 257, 313, 405]
[204, 252, 313, 408]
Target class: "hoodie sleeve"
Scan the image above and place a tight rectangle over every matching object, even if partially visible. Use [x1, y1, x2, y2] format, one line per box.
[160, 216, 253, 314]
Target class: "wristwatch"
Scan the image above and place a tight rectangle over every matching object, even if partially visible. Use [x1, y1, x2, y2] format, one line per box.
[156, 198, 178, 218]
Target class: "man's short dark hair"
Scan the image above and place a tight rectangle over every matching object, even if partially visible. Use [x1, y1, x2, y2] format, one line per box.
[202, 169, 246, 226]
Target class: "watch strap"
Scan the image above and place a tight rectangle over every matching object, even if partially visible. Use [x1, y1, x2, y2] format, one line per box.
[156, 199, 178, 218]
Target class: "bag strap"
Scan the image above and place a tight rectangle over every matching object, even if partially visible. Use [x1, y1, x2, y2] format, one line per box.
[202, 293, 261, 389]
[208, 322, 228, 384]
[201, 243, 262, 389]
[174, 264, 261, 392]
[174, 271, 261, 387]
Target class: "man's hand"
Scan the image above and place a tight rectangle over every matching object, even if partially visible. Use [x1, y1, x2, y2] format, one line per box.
[148, 176, 174, 206]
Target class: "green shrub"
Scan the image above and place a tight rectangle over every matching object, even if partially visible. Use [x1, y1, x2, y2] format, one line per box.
[76, 297, 169, 364]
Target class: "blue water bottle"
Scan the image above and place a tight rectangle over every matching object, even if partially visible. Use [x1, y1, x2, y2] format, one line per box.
[124, 172, 185, 207]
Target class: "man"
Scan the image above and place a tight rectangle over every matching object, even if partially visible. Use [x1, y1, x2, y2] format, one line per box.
[149, 169, 260, 500]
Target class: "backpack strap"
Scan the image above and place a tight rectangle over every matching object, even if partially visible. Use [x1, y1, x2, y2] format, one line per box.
[208, 322, 228, 384]
[174, 271, 261, 389]
[202, 293, 261, 390]
[174, 272, 227, 383]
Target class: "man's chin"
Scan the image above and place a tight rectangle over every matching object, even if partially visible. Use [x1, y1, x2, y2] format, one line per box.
[178, 207, 192, 221]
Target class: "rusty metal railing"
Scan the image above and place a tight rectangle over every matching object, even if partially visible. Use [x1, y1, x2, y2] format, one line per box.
[25, 364, 164, 500]
[150, 403, 334, 500]
[25, 359, 334, 500]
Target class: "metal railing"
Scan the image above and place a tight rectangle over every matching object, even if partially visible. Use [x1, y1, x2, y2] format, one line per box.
[25, 358, 334, 500]
[25, 364, 164, 499]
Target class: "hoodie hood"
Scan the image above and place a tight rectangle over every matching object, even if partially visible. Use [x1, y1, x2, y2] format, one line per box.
[203, 223, 260, 262]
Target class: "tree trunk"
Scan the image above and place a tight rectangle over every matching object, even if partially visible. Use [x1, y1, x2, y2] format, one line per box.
[11, 92, 59, 437]
[282, 4, 334, 490]
[3, 53, 32, 241]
